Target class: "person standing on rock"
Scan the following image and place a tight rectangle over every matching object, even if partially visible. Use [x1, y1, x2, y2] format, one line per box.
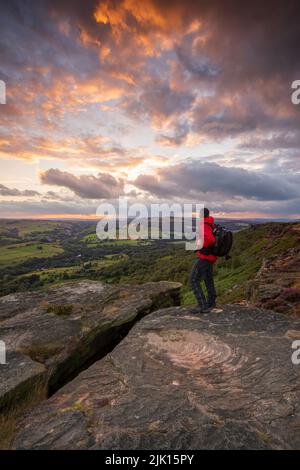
[189, 207, 217, 314]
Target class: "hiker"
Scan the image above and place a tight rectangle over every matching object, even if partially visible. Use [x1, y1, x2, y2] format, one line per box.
[189, 208, 217, 313]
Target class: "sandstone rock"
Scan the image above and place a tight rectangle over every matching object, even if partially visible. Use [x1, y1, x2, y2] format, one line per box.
[0, 280, 181, 415]
[0, 351, 46, 411]
[13, 304, 300, 450]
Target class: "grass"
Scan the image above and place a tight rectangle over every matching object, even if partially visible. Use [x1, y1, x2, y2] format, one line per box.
[9, 253, 130, 291]
[21, 265, 80, 281]
[82, 232, 153, 246]
[0, 220, 59, 237]
[0, 236, 18, 244]
[0, 242, 63, 266]
[1, 220, 299, 308]
[182, 222, 300, 305]
[0, 378, 48, 449]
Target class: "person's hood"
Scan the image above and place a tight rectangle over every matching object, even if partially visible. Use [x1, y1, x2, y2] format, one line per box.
[204, 216, 214, 224]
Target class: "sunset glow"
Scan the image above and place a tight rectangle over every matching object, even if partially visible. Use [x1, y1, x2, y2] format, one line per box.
[1, 0, 300, 219]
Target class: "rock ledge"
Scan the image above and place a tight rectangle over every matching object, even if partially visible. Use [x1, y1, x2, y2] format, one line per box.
[0, 280, 181, 413]
[13, 304, 300, 450]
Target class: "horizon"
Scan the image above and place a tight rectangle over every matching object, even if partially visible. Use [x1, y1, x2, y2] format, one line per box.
[1, 215, 299, 222]
[1, 1, 300, 219]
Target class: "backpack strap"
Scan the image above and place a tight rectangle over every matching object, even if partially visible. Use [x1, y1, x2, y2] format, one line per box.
[204, 221, 215, 236]
[204, 222, 214, 228]
[198, 222, 215, 255]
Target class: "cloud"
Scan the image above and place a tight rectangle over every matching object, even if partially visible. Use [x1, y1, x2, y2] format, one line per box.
[156, 119, 190, 146]
[1, 0, 300, 218]
[122, 78, 195, 126]
[174, 44, 220, 79]
[0, 198, 99, 217]
[0, 184, 40, 197]
[2, 0, 300, 149]
[40, 168, 124, 199]
[1, 182, 299, 219]
[239, 131, 300, 151]
[133, 161, 300, 201]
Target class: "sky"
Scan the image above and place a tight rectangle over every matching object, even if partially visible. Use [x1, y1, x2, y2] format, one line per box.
[0, 0, 300, 219]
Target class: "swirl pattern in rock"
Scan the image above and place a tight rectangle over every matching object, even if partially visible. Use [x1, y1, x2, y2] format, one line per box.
[13, 304, 300, 450]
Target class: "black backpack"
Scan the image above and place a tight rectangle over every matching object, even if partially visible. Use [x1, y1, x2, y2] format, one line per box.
[199, 223, 233, 258]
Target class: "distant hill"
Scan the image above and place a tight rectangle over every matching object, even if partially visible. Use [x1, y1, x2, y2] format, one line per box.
[0, 220, 299, 317]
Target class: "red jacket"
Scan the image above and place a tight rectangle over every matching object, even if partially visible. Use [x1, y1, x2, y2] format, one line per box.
[197, 216, 218, 263]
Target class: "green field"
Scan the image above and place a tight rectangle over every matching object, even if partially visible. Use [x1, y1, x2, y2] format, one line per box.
[22, 265, 80, 280]
[0, 220, 59, 237]
[0, 242, 63, 266]
[18, 253, 129, 286]
[82, 232, 153, 247]
[1, 219, 299, 305]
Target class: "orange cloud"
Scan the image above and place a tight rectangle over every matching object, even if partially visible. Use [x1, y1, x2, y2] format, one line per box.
[94, 0, 169, 31]
[93, 0, 185, 56]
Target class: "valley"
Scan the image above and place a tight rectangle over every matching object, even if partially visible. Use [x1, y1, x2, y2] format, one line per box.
[0, 219, 299, 316]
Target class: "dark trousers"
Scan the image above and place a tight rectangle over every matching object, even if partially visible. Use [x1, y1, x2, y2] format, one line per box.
[189, 258, 216, 309]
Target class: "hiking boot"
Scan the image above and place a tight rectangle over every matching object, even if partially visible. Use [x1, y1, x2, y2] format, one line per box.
[190, 306, 210, 314]
[189, 306, 201, 314]
[207, 301, 216, 309]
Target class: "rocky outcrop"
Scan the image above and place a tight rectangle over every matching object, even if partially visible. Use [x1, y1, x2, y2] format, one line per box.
[0, 280, 181, 414]
[13, 304, 300, 450]
[246, 247, 300, 317]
